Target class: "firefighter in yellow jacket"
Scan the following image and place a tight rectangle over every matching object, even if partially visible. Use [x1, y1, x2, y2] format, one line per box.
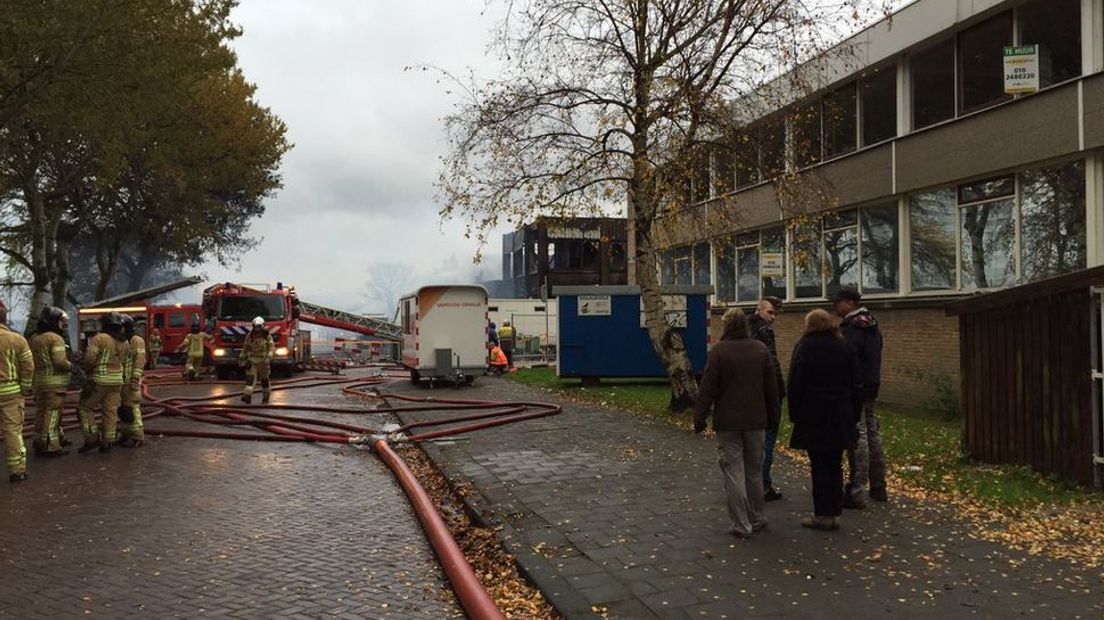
[148, 328, 161, 369]
[0, 302, 34, 482]
[118, 315, 146, 447]
[77, 312, 129, 453]
[239, 316, 274, 404]
[176, 322, 212, 381]
[30, 306, 72, 458]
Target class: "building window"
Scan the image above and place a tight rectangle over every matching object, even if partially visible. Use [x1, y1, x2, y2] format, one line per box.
[712, 144, 734, 195]
[609, 242, 627, 273]
[824, 211, 859, 297]
[957, 12, 1012, 114]
[527, 242, 538, 274]
[760, 227, 787, 300]
[792, 220, 823, 298]
[1020, 160, 1086, 281]
[959, 196, 1015, 291]
[823, 83, 857, 159]
[693, 242, 712, 287]
[793, 104, 822, 168]
[861, 203, 900, 294]
[660, 250, 675, 285]
[734, 130, 760, 189]
[909, 189, 957, 291]
[912, 38, 955, 129]
[759, 117, 786, 178]
[715, 238, 736, 302]
[861, 66, 896, 146]
[736, 232, 760, 302]
[673, 246, 692, 285]
[503, 253, 513, 280]
[1018, 0, 1082, 87]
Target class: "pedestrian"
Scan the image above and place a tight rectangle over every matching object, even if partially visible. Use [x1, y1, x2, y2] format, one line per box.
[29, 306, 72, 457]
[487, 321, 500, 346]
[749, 296, 785, 502]
[76, 312, 129, 454]
[831, 287, 886, 508]
[498, 321, 516, 367]
[176, 322, 212, 381]
[787, 309, 861, 531]
[487, 342, 508, 375]
[239, 316, 274, 404]
[0, 302, 34, 482]
[693, 308, 781, 538]
[148, 328, 162, 369]
[117, 316, 146, 447]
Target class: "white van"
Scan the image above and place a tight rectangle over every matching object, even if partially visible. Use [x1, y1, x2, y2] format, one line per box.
[399, 285, 488, 384]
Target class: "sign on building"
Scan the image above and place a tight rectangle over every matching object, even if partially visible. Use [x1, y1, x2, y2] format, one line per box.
[761, 252, 785, 278]
[578, 295, 612, 316]
[1003, 45, 1041, 95]
[640, 295, 688, 328]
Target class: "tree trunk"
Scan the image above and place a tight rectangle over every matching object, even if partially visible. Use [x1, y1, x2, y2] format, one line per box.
[51, 222, 74, 308]
[93, 238, 123, 301]
[24, 184, 50, 329]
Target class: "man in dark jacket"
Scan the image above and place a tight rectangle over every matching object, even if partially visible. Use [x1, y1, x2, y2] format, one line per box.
[694, 309, 781, 538]
[748, 297, 785, 502]
[832, 287, 887, 507]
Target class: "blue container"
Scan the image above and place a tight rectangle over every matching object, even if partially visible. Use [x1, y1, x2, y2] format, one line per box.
[555, 286, 711, 379]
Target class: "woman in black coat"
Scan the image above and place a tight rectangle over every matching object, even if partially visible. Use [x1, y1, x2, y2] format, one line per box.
[787, 309, 862, 531]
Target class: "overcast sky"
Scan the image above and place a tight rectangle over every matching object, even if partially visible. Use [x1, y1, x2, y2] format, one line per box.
[196, 1, 507, 314]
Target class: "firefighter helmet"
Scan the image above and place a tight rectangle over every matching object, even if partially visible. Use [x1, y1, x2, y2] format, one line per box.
[251, 316, 265, 329]
[101, 312, 124, 337]
[121, 314, 135, 338]
[37, 306, 69, 336]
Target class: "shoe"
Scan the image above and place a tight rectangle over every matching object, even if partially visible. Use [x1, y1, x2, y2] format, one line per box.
[117, 437, 143, 448]
[78, 442, 100, 454]
[801, 516, 839, 531]
[842, 494, 866, 510]
[9, 472, 27, 483]
[869, 487, 888, 502]
[764, 487, 783, 502]
[241, 394, 252, 405]
[59, 437, 73, 447]
[752, 520, 769, 533]
[727, 527, 753, 538]
[98, 444, 112, 454]
[261, 394, 270, 404]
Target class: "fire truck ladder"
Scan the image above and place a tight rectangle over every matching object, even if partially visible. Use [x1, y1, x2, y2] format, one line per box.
[298, 301, 402, 341]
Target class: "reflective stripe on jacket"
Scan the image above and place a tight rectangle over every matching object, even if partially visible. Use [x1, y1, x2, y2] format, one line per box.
[30, 331, 71, 390]
[84, 333, 127, 386]
[243, 331, 274, 363]
[124, 335, 147, 383]
[0, 325, 34, 396]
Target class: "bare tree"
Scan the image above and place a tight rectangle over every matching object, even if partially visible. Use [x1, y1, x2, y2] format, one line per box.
[363, 262, 413, 320]
[438, 0, 887, 410]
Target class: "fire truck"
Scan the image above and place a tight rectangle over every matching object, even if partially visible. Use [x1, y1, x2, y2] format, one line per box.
[76, 278, 401, 375]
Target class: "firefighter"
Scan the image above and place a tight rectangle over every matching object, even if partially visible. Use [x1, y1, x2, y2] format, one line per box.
[148, 328, 162, 369]
[77, 312, 129, 453]
[0, 302, 34, 482]
[117, 315, 146, 447]
[176, 322, 212, 381]
[239, 316, 274, 404]
[30, 306, 72, 457]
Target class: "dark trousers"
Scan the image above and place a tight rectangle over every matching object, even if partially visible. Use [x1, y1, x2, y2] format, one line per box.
[762, 423, 779, 490]
[808, 449, 844, 517]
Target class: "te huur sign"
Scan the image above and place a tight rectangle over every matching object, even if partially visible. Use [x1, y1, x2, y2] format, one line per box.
[1004, 45, 1047, 95]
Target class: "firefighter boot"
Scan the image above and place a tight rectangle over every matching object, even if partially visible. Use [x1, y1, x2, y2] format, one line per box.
[261, 379, 271, 404]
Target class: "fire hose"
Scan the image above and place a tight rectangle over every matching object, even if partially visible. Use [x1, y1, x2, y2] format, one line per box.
[23, 367, 560, 620]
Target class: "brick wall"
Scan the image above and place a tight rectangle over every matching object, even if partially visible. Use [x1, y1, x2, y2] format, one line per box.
[710, 306, 961, 414]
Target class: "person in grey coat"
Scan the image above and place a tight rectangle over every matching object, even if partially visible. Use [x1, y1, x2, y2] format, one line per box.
[693, 309, 781, 538]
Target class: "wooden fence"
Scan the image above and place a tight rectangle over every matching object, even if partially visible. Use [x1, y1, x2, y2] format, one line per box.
[946, 266, 1104, 486]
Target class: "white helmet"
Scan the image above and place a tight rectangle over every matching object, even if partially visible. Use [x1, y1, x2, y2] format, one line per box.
[252, 316, 265, 328]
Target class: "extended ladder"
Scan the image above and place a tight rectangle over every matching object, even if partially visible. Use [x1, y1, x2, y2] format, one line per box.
[298, 301, 402, 341]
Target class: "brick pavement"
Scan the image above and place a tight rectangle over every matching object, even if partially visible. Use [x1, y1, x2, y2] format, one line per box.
[394, 377, 1104, 619]
[0, 377, 461, 619]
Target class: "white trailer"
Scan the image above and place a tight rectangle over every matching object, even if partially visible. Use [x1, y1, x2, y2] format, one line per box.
[399, 285, 488, 384]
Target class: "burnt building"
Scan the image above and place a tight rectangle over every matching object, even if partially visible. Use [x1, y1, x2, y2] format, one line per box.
[497, 217, 628, 299]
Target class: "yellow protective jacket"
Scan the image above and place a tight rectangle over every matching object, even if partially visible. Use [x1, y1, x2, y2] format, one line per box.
[242, 331, 274, 364]
[30, 331, 71, 390]
[149, 333, 162, 351]
[0, 325, 33, 397]
[179, 332, 211, 357]
[83, 333, 128, 386]
[123, 335, 146, 385]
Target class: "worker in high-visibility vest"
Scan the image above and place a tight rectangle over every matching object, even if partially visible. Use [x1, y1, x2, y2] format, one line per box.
[0, 302, 34, 482]
[497, 321, 517, 368]
[487, 342, 508, 375]
[77, 312, 129, 453]
[30, 306, 72, 457]
[117, 315, 146, 447]
[148, 328, 161, 369]
[239, 316, 274, 404]
[176, 323, 212, 381]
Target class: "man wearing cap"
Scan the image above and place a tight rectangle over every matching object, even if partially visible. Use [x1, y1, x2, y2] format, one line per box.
[832, 287, 886, 508]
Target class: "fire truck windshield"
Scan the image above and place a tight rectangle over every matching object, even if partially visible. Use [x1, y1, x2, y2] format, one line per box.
[217, 295, 285, 321]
